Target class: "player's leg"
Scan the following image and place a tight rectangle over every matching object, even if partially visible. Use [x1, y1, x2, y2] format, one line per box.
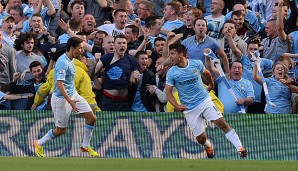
[202, 98, 247, 157]
[212, 118, 247, 158]
[184, 99, 213, 158]
[80, 111, 97, 148]
[196, 132, 214, 158]
[34, 95, 72, 157]
[75, 93, 99, 157]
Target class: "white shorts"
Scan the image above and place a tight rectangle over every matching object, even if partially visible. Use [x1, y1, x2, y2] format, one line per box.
[183, 97, 223, 137]
[51, 93, 92, 128]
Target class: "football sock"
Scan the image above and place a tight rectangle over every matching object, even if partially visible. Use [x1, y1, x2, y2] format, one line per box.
[82, 123, 94, 148]
[225, 129, 243, 151]
[203, 139, 212, 147]
[38, 129, 56, 146]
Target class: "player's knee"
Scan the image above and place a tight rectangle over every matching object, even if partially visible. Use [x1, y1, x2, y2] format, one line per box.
[87, 114, 96, 125]
[214, 118, 231, 132]
[90, 115, 96, 124]
[196, 134, 207, 145]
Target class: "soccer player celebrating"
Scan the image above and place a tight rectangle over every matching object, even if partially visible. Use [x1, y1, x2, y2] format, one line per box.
[33, 37, 98, 157]
[165, 43, 247, 158]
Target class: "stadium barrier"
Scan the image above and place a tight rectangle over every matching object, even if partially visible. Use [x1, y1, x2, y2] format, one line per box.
[0, 110, 297, 160]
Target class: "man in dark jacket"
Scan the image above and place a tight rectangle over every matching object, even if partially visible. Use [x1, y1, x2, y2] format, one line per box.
[9, 61, 46, 109]
[231, 10, 258, 44]
[129, 51, 157, 112]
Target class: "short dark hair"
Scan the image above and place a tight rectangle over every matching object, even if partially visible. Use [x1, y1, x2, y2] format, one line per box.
[31, 13, 43, 19]
[145, 16, 160, 28]
[125, 25, 139, 36]
[267, 19, 276, 26]
[231, 10, 244, 18]
[66, 37, 83, 52]
[114, 9, 127, 17]
[29, 61, 42, 71]
[71, 0, 84, 10]
[154, 37, 166, 45]
[224, 19, 236, 26]
[234, 0, 246, 6]
[193, 18, 207, 27]
[114, 34, 127, 42]
[96, 30, 108, 36]
[247, 37, 261, 46]
[166, 2, 180, 14]
[230, 60, 243, 69]
[135, 51, 147, 58]
[14, 32, 37, 51]
[169, 43, 187, 57]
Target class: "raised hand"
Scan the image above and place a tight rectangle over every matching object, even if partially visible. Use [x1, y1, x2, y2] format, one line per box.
[58, 19, 69, 31]
[13, 72, 21, 82]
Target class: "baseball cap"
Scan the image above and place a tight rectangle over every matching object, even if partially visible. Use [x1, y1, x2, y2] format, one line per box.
[2, 15, 15, 22]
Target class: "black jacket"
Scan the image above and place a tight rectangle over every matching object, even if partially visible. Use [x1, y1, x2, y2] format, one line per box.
[9, 78, 46, 109]
[128, 69, 157, 112]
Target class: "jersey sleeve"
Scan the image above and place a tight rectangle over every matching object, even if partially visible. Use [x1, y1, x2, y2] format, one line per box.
[55, 60, 68, 81]
[246, 81, 255, 99]
[166, 68, 175, 86]
[211, 38, 221, 53]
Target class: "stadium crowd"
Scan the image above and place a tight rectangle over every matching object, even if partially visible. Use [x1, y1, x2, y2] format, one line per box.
[0, 0, 298, 114]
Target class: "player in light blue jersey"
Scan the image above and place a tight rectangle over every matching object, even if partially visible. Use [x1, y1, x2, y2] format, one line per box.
[166, 43, 247, 158]
[34, 37, 99, 157]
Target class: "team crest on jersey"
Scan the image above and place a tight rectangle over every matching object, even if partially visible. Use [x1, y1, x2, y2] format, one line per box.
[193, 69, 198, 75]
[58, 70, 66, 75]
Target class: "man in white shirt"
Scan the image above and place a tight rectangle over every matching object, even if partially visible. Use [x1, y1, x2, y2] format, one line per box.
[98, 9, 127, 37]
[204, 0, 225, 39]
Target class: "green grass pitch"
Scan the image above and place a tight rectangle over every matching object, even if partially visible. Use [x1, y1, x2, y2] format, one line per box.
[1, 157, 297, 171]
